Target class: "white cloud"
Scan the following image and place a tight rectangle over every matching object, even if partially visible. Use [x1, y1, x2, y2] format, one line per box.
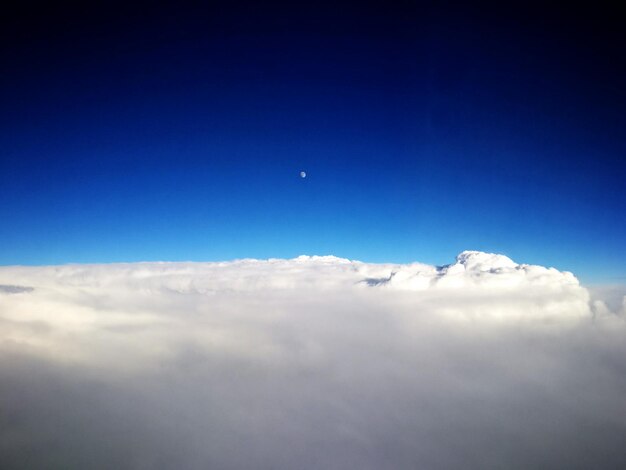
[1, 251, 625, 469]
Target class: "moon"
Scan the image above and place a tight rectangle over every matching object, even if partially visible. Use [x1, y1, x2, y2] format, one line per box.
[300, 171, 306, 178]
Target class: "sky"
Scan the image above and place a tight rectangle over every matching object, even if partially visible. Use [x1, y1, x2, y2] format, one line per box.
[1, 6, 626, 466]
[0, 2, 624, 282]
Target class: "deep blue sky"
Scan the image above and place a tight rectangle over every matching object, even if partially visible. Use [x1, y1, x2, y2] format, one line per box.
[1, 2, 624, 282]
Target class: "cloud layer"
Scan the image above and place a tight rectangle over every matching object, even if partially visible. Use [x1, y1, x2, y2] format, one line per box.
[1, 251, 625, 469]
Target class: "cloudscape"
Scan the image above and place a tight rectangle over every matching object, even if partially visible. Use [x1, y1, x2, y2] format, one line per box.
[1, 252, 625, 469]
[1, 1, 625, 468]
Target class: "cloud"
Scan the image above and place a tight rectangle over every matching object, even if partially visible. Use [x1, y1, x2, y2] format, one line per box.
[1, 252, 625, 469]
[0, 285, 33, 294]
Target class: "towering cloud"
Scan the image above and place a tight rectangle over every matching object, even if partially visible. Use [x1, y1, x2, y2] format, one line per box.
[1, 252, 625, 469]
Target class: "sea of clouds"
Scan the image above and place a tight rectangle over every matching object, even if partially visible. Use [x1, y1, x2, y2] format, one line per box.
[1, 251, 625, 469]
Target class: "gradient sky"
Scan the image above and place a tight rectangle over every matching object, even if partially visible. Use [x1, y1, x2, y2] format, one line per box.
[1, 2, 624, 282]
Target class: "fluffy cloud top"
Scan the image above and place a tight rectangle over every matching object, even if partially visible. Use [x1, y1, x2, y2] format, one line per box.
[1, 252, 625, 469]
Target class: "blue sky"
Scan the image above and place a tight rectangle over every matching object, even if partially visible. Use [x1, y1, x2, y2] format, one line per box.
[0, 2, 624, 282]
